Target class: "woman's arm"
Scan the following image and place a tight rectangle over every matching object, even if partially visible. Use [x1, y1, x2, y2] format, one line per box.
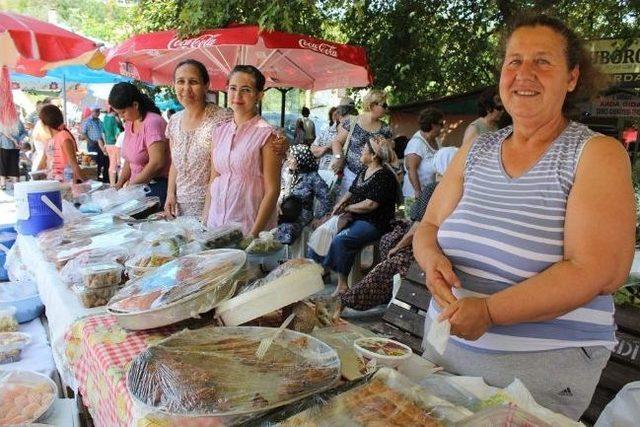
[345, 199, 379, 214]
[313, 175, 331, 218]
[439, 136, 636, 340]
[461, 123, 479, 147]
[413, 143, 471, 308]
[129, 140, 168, 185]
[404, 153, 423, 197]
[61, 138, 84, 181]
[115, 161, 131, 189]
[330, 124, 350, 173]
[331, 191, 352, 215]
[250, 136, 281, 237]
[164, 164, 178, 218]
[201, 155, 219, 225]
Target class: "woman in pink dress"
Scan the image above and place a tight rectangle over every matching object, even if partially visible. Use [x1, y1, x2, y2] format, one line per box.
[109, 82, 171, 207]
[37, 104, 84, 183]
[203, 65, 282, 237]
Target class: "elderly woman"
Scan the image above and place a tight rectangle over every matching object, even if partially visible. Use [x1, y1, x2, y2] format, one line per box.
[311, 106, 343, 170]
[165, 59, 232, 218]
[415, 15, 635, 420]
[331, 89, 392, 195]
[275, 144, 330, 245]
[318, 135, 399, 296]
[203, 65, 282, 237]
[402, 108, 444, 200]
[461, 86, 505, 146]
[109, 83, 171, 207]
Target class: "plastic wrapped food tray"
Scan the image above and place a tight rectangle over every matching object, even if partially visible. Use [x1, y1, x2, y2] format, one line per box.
[0, 281, 43, 323]
[0, 306, 18, 332]
[73, 283, 121, 308]
[81, 262, 124, 288]
[281, 367, 473, 426]
[456, 404, 551, 427]
[127, 326, 341, 425]
[0, 370, 57, 425]
[199, 224, 244, 249]
[107, 249, 246, 330]
[0, 332, 30, 364]
[216, 259, 324, 326]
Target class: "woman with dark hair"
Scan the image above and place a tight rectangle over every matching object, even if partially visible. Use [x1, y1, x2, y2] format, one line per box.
[416, 14, 634, 419]
[293, 118, 306, 145]
[37, 104, 84, 183]
[164, 59, 232, 218]
[311, 106, 346, 171]
[109, 82, 171, 206]
[275, 144, 330, 244]
[203, 65, 283, 237]
[402, 108, 444, 200]
[461, 86, 504, 146]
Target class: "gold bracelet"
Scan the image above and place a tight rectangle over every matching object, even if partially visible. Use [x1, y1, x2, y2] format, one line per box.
[484, 298, 496, 326]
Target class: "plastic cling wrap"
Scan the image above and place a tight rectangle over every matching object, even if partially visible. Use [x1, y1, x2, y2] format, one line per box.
[281, 367, 473, 426]
[199, 223, 244, 249]
[108, 249, 246, 330]
[127, 326, 340, 424]
[0, 370, 57, 425]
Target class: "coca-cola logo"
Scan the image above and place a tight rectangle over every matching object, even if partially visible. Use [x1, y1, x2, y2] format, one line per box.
[298, 39, 338, 58]
[167, 34, 220, 50]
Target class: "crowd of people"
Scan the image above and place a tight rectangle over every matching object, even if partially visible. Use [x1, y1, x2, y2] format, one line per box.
[0, 13, 635, 421]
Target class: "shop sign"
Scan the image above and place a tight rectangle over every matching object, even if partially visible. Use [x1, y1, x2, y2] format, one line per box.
[587, 39, 640, 86]
[589, 93, 640, 118]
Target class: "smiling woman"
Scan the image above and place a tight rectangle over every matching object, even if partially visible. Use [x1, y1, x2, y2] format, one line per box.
[414, 14, 636, 420]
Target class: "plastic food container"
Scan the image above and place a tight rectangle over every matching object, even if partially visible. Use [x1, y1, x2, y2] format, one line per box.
[81, 262, 124, 288]
[0, 281, 44, 323]
[457, 405, 551, 426]
[0, 370, 57, 425]
[0, 332, 31, 364]
[0, 306, 18, 332]
[73, 284, 120, 308]
[353, 337, 412, 368]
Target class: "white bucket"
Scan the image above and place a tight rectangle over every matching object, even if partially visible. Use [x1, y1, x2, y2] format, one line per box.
[14, 180, 63, 235]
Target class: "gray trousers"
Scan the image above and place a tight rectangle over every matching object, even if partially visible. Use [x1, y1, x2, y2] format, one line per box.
[422, 317, 610, 420]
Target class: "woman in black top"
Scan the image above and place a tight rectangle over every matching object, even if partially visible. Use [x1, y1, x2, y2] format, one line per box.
[323, 135, 398, 296]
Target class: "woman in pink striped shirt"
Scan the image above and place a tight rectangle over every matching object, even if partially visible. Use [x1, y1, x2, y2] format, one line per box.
[203, 66, 281, 237]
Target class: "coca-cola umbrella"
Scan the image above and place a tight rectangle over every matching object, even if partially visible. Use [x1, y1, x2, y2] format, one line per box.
[105, 24, 372, 91]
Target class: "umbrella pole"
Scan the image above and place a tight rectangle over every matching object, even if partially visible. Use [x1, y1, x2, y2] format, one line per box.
[63, 74, 67, 126]
[278, 88, 291, 128]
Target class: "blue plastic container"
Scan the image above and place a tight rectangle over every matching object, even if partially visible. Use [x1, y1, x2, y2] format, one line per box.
[13, 180, 63, 236]
[0, 225, 17, 282]
[0, 281, 43, 323]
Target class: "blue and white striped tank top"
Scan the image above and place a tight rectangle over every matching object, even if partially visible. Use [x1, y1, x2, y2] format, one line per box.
[429, 121, 616, 352]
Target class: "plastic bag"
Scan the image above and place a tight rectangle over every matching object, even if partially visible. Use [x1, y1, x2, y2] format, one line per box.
[308, 215, 339, 256]
[0, 307, 18, 332]
[245, 231, 283, 254]
[53, 227, 141, 265]
[4, 244, 35, 283]
[127, 326, 340, 424]
[91, 185, 148, 211]
[426, 317, 451, 355]
[595, 381, 640, 427]
[60, 247, 129, 285]
[280, 367, 472, 425]
[109, 249, 246, 314]
[0, 332, 30, 364]
[0, 370, 57, 425]
[199, 223, 244, 249]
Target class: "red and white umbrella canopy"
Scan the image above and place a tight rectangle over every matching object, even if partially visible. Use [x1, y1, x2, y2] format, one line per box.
[105, 25, 373, 91]
[0, 11, 101, 76]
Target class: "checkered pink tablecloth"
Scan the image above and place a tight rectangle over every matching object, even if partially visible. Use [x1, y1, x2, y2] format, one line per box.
[64, 314, 174, 426]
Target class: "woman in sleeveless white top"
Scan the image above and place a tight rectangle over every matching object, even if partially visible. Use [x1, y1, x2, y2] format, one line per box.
[413, 17, 635, 420]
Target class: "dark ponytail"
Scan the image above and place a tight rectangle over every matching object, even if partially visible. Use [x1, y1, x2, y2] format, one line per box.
[108, 82, 161, 120]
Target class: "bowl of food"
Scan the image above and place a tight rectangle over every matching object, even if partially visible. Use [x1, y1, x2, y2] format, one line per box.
[0, 370, 57, 425]
[353, 337, 412, 368]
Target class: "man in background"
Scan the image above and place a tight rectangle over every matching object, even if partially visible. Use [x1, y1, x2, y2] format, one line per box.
[82, 107, 108, 183]
[301, 106, 316, 145]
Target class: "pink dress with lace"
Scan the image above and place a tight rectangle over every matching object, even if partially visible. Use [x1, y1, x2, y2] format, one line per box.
[166, 104, 232, 217]
[207, 115, 277, 234]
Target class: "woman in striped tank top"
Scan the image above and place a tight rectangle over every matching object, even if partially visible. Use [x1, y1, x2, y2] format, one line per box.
[414, 15, 636, 419]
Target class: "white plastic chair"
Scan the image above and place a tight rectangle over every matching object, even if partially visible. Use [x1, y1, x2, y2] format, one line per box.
[318, 169, 337, 188]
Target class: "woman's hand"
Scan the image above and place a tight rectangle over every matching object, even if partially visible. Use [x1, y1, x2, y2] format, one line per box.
[424, 252, 460, 309]
[331, 157, 345, 174]
[164, 193, 177, 219]
[438, 297, 493, 341]
[311, 215, 329, 229]
[331, 201, 347, 216]
[388, 237, 411, 257]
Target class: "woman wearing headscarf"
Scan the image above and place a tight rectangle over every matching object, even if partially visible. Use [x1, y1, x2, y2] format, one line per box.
[275, 144, 330, 245]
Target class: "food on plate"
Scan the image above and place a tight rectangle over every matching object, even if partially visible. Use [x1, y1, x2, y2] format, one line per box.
[0, 373, 56, 425]
[73, 284, 120, 308]
[282, 301, 317, 333]
[109, 250, 245, 314]
[282, 377, 442, 426]
[81, 263, 124, 288]
[127, 327, 340, 416]
[356, 337, 410, 357]
[201, 225, 244, 249]
[134, 254, 174, 268]
[245, 231, 282, 254]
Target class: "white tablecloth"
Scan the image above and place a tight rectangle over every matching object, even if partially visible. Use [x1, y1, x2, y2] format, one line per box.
[16, 235, 104, 389]
[2, 317, 56, 379]
[41, 398, 81, 426]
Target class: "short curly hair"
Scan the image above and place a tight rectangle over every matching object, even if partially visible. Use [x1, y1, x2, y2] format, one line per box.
[498, 14, 606, 113]
[418, 108, 444, 132]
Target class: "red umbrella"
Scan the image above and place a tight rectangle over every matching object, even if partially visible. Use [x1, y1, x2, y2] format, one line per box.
[105, 24, 373, 91]
[0, 11, 101, 76]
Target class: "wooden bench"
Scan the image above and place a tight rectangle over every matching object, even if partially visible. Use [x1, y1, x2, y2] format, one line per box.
[369, 261, 640, 425]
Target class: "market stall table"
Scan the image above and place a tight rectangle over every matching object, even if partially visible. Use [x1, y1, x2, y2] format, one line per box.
[15, 234, 105, 389]
[2, 317, 56, 379]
